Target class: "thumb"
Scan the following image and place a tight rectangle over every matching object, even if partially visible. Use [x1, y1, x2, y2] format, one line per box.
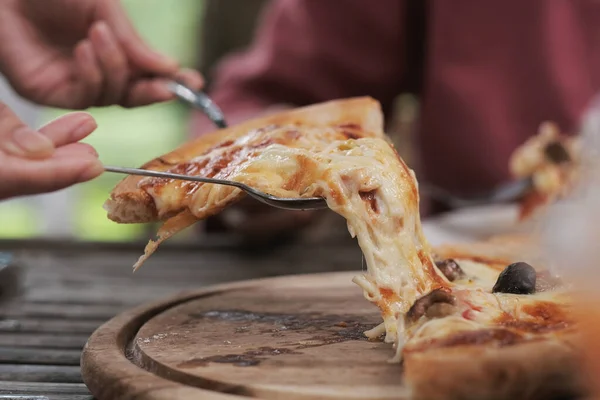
[100, 0, 179, 75]
[0, 102, 54, 159]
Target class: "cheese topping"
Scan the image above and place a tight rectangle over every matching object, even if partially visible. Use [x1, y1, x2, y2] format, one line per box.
[139, 134, 448, 351]
[134, 126, 572, 362]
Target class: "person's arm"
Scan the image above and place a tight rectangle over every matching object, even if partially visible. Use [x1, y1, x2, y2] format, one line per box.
[192, 0, 405, 135]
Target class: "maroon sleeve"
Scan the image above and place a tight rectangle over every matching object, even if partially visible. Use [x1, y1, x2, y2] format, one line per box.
[191, 0, 406, 135]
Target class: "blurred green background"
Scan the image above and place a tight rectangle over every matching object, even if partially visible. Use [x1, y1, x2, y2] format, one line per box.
[0, 0, 205, 241]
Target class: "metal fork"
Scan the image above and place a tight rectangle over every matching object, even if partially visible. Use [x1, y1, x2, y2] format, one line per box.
[105, 166, 532, 211]
[167, 81, 228, 129]
[420, 178, 533, 209]
[104, 166, 328, 211]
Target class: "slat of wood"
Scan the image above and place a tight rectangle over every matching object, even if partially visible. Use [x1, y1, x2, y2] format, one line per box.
[25, 257, 359, 283]
[24, 299, 130, 308]
[0, 347, 81, 366]
[24, 269, 260, 287]
[22, 276, 226, 294]
[0, 319, 100, 335]
[0, 333, 88, 349]
[0, 381, 89, 395]
[21, 288, 192, 307]
[14, 249, 350, 272]
[25, 260, 282, 277]
[2, 303, 125, 320]
[19, 258, 361, 306]
[0, 235, 271, 253]
[0, 365, 82, 383]
[19, 244, 360, 272]
[0, 395, 93, 400]
[0, 234, 352, 254]
[24, 275, 204, 290]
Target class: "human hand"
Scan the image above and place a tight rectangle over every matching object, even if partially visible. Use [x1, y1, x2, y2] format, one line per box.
[0, 102, 103, 200]
[0, 0, 203, 109]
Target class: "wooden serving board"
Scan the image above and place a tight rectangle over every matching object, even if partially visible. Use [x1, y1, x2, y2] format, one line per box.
[81, 271, 410, 399]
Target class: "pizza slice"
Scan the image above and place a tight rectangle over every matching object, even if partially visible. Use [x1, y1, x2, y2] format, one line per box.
[105, 98, 581, 399]
[105, 97, 386, 269]
[509, 121, 580, 221]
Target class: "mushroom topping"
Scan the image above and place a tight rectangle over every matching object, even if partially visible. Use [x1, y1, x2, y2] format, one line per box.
[425, 303, 458, 319]
[435, 259, 466, 282]
[407, 289, 456, 322]
[492, 262, 537, 295]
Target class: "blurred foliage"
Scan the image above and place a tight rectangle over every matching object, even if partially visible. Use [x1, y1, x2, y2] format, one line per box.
[0, 201, 37, 238]
[0, 0, 205, 241]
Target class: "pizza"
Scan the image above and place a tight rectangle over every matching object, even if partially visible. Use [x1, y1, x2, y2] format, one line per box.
[509, 121, 580, 221]
[105, 97, 386, 269]
[105, 98, 581, 399]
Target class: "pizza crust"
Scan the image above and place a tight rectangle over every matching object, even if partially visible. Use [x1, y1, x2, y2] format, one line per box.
[104, 97, 383, 224]
[404, 333, 582, 400]
[434, 234, 547, 269]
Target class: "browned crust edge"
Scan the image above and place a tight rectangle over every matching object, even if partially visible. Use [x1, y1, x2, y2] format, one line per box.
[434, 233, 547, 268]
[404, 333, 582, 400]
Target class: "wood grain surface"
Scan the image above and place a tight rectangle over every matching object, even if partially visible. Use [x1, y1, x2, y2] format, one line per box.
[0, 231, 362, 399]
[81, 272, 410, 400]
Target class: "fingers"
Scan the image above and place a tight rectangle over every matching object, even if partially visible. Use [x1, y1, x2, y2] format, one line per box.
[74, 40, 103, 108]
[39, 112, 97, 147]
[0, 149, 103, 200]
[175, 68, 205, 92]
[123, 68, 205, 108]
[100, 0, 179, 75]
[68, 0, 204, 108]
[0, 106, 103, 200]
[75, 23, 204, 108]
[0, 102, 54, 159]
[89, 21, 130, 106]
[74, 21, 131, 107]
[123, 79, 173, 107]
[52, 142, 99, 159]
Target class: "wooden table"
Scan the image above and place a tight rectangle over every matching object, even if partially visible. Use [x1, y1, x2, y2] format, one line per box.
[0, 231, 363, 400]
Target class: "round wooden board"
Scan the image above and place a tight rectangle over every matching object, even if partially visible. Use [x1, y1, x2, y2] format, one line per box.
[81, 271, 410, 399]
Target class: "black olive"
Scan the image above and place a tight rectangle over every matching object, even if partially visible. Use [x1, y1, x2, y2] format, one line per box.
[544, 141, 571, 164]
[492, 262, 537, 294]
[435, 259, 465, 282]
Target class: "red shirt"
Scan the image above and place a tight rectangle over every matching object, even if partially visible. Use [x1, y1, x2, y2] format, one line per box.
[192, 0, 600, 205]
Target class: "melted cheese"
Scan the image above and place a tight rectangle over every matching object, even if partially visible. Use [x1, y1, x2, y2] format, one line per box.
[139, 134, 448, 355]
[134, 126, 572, 362]
[235, 140, 448, 347]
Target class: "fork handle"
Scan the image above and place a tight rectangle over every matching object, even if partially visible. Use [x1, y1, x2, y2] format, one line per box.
[167, 81, 228, 129]
[103, 166, 244, 190]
